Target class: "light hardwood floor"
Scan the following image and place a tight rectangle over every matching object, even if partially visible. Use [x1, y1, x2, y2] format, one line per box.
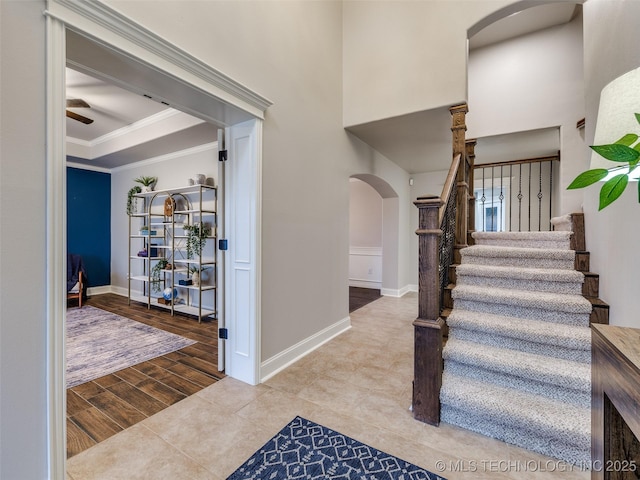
[66, 293, 589, 479]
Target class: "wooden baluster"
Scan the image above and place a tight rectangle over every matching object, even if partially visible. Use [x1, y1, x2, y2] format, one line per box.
[466, 139, 477, 244]
[450, 104, 468, 263]
[413, 195, 445, 426]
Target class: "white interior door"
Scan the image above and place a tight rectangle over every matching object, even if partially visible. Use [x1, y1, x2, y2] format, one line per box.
[223, 119, 261, 385]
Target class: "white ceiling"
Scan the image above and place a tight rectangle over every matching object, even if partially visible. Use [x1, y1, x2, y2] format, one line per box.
[66, 67, 220, 170]
[66, 2, 578, 173]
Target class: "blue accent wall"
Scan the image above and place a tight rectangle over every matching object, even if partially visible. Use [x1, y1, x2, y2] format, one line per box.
[67, 166, 111, 287]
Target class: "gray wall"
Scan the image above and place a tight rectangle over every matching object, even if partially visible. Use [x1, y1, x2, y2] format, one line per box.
[0, 2, 48, 478]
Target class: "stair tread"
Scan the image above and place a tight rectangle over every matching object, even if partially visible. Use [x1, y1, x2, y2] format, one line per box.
[472, 231, 573, 241]
[440, 373, 590, 443]
[452, 284, 592, 314]
[443, 337, 590, 392]
[462, 244, 575, 260]
[456, 263, 584, 283]
[446, 309, 591, 351]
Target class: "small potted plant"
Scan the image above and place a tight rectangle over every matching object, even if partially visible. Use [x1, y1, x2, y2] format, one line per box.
[134, 175, 158, 193]
[150, 259, 169, 293]
[127, 185, 142, 215]
[188, 265, 210, 286]
[183, 222, 212, 259]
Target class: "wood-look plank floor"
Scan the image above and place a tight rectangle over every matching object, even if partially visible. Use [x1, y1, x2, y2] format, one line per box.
[349, 286, 382, 312]
[66, 293, 224, 459]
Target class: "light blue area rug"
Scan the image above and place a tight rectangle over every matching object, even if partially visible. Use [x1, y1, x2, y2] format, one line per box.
[66, 306, 196, 388]
[227, 416, 446, 480]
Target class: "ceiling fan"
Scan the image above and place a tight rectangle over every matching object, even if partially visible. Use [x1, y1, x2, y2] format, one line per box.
[66, 98, 94, 125]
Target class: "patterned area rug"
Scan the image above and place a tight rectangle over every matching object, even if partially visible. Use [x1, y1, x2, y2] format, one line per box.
[227, 416, 445, 480]
[66, 306, 196, 388]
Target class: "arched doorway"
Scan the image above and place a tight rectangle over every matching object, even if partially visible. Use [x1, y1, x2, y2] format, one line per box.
[349, 174, 399, 310]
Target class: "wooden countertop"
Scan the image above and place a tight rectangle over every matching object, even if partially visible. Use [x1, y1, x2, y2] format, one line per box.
[592, 323, 640, 372]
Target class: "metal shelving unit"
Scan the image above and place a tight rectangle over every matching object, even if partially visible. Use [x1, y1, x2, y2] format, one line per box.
[128, 184, 217, 322]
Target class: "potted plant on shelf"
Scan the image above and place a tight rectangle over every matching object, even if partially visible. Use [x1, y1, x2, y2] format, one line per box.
[150, 259, 169, 293]
[183, 222, 211, 259]
[126, 185, 142, 215]
[134, 175, 158, 193]
[188, 265, 210, 286]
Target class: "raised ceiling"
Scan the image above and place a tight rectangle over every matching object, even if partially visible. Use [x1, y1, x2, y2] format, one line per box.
[66, 2, 579, 173]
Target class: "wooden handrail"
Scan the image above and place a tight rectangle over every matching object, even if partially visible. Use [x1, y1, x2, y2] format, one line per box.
[439, 153, 461, 226]
[473, 153, 560, 170]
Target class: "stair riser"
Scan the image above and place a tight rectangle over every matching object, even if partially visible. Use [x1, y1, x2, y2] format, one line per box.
[575, 252, 590, 272]
[444, 360, 590, 408]
[462, 255, 575, 270]
[440, 406, 590, 465]
[452, 287, 592, 316]
[453, 299, 591, 327]
[443, 342, 590, 392]
[448, 327, 591, 364]
[590, 304, 610, 325]
[456, 275, 582, 295]
[583, 273, 599, 297]
[473, 239, 571, 250]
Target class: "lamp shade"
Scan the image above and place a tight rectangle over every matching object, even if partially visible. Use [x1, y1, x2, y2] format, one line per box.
[590, 67, 640, 171]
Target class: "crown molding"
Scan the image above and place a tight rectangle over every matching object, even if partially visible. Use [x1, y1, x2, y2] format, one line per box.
[45, 0, 273, 117]
[110, 141, 217, 173]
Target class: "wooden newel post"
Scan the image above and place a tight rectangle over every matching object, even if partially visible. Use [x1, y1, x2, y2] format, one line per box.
[413, 194, 444, 426]
[466, 138, 477, 244]
[450, 104, 468, 263]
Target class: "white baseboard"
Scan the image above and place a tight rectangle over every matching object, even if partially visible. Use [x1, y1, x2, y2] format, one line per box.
[349, 279, 382, 289]
[109, 285, 130, 297]
[87, 285, 117, 296]
[260, 316, 351, 382]
[381, 284, 417, 297]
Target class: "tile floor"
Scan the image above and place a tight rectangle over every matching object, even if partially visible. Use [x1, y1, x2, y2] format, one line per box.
[66, 293, 590, 479]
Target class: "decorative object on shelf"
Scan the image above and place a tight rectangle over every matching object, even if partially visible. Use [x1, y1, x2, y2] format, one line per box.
[162, 287, 178, 301]
[188, 178, 194, 186]
[139, 226, 157, 236]
[193, 174, 206, 185]
[134, 175, 158, 193]
[183, 222, 211, 259]
[127, 185, 142, 215]
[188, 265, 210, 287]
[164, 196, 176, 217]
[178, 279, 193, 286]
[137, 248, 148, 257]
[150, 259, 169, 292]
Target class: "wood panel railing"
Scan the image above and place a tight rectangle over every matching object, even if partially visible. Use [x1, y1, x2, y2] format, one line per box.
[413, 104, 469, 425]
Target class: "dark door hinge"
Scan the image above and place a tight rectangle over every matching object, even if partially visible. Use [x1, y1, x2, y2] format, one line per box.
[218, 239, 228, 251]
[218, 150, 228, 162]
[219, 328, 228, 339]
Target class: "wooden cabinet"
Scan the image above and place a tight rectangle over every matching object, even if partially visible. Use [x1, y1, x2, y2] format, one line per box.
[128, 184, 217, 322]
[591, 324, 640, 479]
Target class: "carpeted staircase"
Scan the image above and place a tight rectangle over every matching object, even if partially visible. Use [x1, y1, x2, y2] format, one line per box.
[440, 230, 592, 465]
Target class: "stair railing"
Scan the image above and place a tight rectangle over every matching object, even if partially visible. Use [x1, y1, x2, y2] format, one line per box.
[472, 154, 560, 233]
[413, 104, 469, 426]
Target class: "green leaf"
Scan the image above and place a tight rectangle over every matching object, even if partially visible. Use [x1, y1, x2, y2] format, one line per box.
[635, 113, 640, 125]
[567, 169, 609, 189]
[615, 134, 639, 146]
[599, 174, 628, 210]
[591, 144, 640, 162]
